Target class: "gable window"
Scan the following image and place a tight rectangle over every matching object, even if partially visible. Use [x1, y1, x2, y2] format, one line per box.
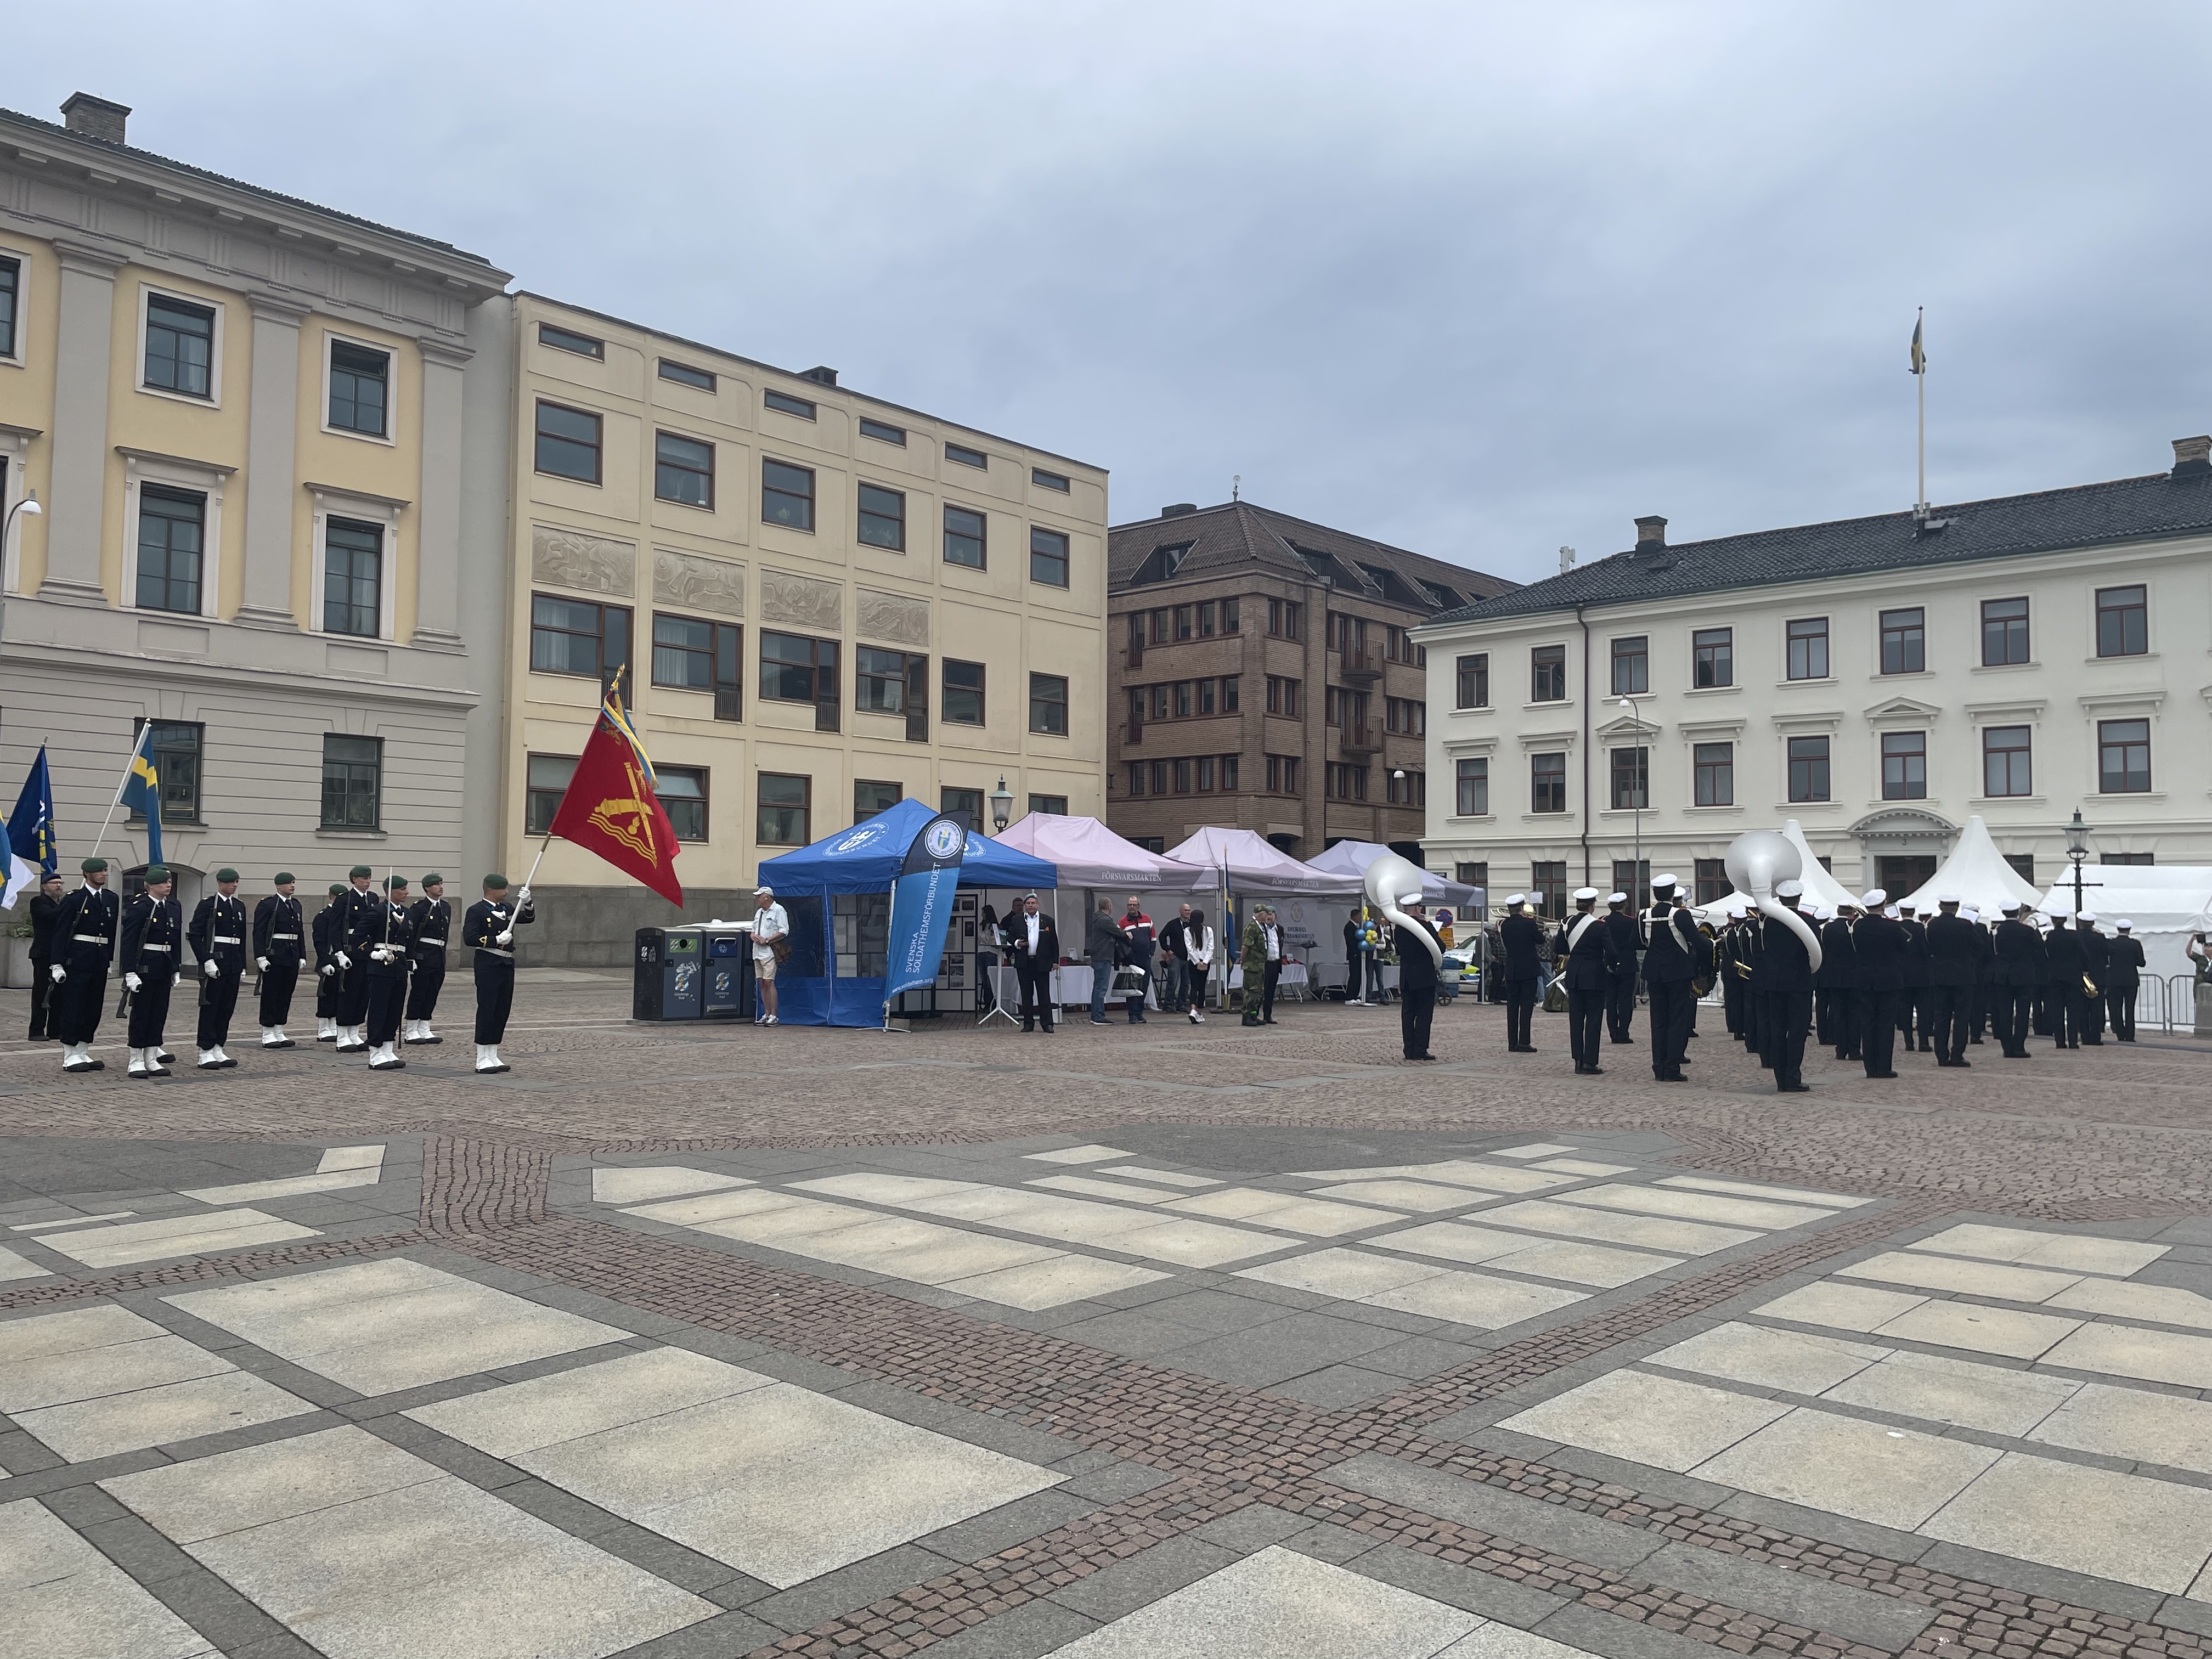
[657, 358, 715, 391]
[764, 388, 816, 419]
[2096, 585, 2148, 657]
[1692, 627, 1733, 688]
[1786, 617, 1829, 680]
[525, 755, 577, 836]
[1880, 607, 1926, 674]
[857, 483, 905, 550]
[144, 292, 216, 399]
[1531, 644, 1566, 702]
[319, 734, 382, 831]
[1030, 673, 1068, 735]
[322, 517, 383, 637]
[530, 594, 631, 685]
[537, 322, 603, 358]
[135, 486, 205, 615]
[1610, 746, 1648, 810]
[759, 629, 840, 731]
[1030, 526, 1070, 586]
[1031, 467, 1070, 492]
[943, 504, 986, 568]
[655, 766, 708, 841]
[1610, 635, 1649, 696]
[757, 772, 811, 845]
[327, 340, 391, 437]
[942, 659, 985, 725]
[1881, 730, 1927, 799]
[1694, 741, 1734, 806]
[945, 441, 988, 469]
[652, 613, 743, 720]
[1531, 751, 1567, 814]
[1456, 653, 1489, 709]
[761, 459, 815, 531]
[859, 417, 906, 445]
[1455, 757, 1489, 816]
[2097, 719, 2151, 793]
[534, 401, 602, 483]
[654, 432, 714, 508]
[1983, 725, 2032, 797]
[1787, 735, 1830, 802]
[855, 780, 902, 822]
[1981, 597, 2030, 666]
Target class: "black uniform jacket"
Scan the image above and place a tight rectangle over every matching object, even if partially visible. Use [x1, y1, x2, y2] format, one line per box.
[1853, 913, 1908, 993]
[1562, 911, 1618, 991]
[1603, 910, 1640, 977]
[1757, 912, 1815, 995]
[1500, 914, 1544, 980]
[1003, 912, 1062, 966]
[1640, 904, 1703, 985]
[1924, 914, 1982, 988]
[1816, 917, 1858, 989]
[253, 894, 307, 967]
[1394, 918, 1442, 991]
[121, 894, 184, 978]
[463, 895, 535, 955]
[29, 890, 63, 964]
[362, 900, 415, 980]
[405, 897, 453, 967]
[53, 887, 120, 972]
[2106, 935, 2146, 989]
[1991, 918, 2045, 987]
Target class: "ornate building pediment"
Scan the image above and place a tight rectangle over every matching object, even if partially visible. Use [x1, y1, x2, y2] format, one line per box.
[1848, 807, 1959, 845]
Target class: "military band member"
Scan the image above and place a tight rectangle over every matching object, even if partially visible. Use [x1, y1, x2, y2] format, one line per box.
[1638, 875, 1703, 1083]
[1897, 903, 1931, 1051]
[1852, 890, 1905, 1079]
[1602, 892, 1639, 1045]
[357, 876, 414, 1070]
[52, 857, 120, 1073]
[121, 865, 184, 1078]
[1815, 902, 1860, 1061]
[185, 868, 249, 1069]
[313, 883, 347, 1041]
[333, 864, 377, 1052]
[1990, 901, 2044, 1058]
[1760, 880, 1815, 1092]
[1719, 904, 1753, 1044]
[1562, 888, 1616, 1075]
[1498, 894, 1542, 1053]
[2078, 914, 2112, 1044]
[252, 872, 306, 1048]
[28, 871, 66, 1042]
[403, 874, 452, 1045]
[2107, 921, 2146, 1042]
[463, 874, 533, 1073]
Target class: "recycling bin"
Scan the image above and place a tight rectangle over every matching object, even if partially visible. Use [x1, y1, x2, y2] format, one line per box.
[702, 927, 753, 1019]
[633, 927, 703, 1020]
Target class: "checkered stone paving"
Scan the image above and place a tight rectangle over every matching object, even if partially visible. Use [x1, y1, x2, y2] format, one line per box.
[2, 978, 2211, 1657]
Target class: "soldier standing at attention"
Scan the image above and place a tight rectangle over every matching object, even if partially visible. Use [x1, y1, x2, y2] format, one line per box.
[121, 865, 184, 1078]
[27, 871, 66, 1042]
[1638, 876, 1704, 1084]
[1761, 881, 1815, 1093]
[2107, 921, 2146, 1042]
[313, 883, 347, 1042]
[252, 872, 306, 1049]
[1562, 888, 1615, 1076]
[334, 864, 376, 1053]
[1602, 892, 1639, 1046]
[403, 874, 452, 1046]
[360, 876, 414, 1070]
[1923, 896, 1979, 1067]
[1850, 891, 1905, 1079]
[187, 868, 249, 1070]
[1499, 895, 1543, 1053]
[1990, 902, 2044, 1058]
[1816, 902, 1860, 1061]
[52, 857, 120, 1073]
[463, 875, 533, 1073]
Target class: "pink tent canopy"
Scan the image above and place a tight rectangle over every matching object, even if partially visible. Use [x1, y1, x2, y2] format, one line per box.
[992, 812, 1215, 890]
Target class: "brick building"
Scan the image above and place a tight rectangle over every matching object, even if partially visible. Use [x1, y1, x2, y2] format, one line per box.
[1106, 500, 1514, 858]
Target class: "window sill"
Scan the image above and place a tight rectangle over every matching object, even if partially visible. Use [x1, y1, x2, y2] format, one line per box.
[322, 422, 397, 449]
[2085, 652, 2158, 664]
[1028, 730, 1070, 741]
[315, 827, 388, 839]
[1872, 670, 1936, 682]
[1522, 700, 1573, 712]
[1779, 800, 1841, 811]
[2088, 791, 2166, 802]
[1450, 705, 1494, 716]
[1970, 795, 2046, 807]
[533, 468, 602, 488]
[1971, 661, 2040, 674]
[1683, 804, 1745, 814]
[1446, 814, 1496, 824]
[654, 495, 715, 512]
[1683, 684, 1742, 696]
[137, 381, 219, 410]
[1522, 812, 1572, 822]
[1777, 677, 1839, 689]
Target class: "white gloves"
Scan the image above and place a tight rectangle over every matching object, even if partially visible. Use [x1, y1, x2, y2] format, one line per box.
[50, 964, 65, 983]
[320, 963, 336, 977]
[496, 929, 514, 946]
[172, 973, 180, 987]
[125, 972, 143, 991]
[370, 945, 393, 963]
[204, 959, 221, 978]
[516, 886, 532, 905]
[257, 956, 270, 971]
[335, 952, 352, 969]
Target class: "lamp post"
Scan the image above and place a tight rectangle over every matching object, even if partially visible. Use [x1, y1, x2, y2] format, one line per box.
[1617, 695, 1646, 906]
[1, 490, 41, 642]
[2064, 808, 2093, 916]
[989, 776, 1013, 833]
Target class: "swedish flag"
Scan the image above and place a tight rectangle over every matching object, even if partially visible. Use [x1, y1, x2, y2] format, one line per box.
[120, 729, 163, 864]
[1910, 312, 1926, 375]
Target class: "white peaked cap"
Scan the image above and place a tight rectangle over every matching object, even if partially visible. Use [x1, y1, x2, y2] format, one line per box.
[1607, 892, 1628, 904]
[1938, 893, 1960, 904]
[2119, 920, 2135, 930]
[2001, 901, 2023, 913]
[1776, 879, 1803, 898]
[1727, 905, 1748, 918]
[1861, 888, 1886, 906]
[1814, 905, 1834, 921]
[1572, 887, 1600, 900]
[1652, 873, 1679, 889]
[1503, 893, 1525, 905]
[2078, 911, 2098, 922]
[1884, 905, 1901, 918]
[1962, 908, 1980, 922]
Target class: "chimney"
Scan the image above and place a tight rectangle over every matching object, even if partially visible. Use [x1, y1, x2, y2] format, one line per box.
[61, 93, 131, 145]
[1160, 503, 1198, 518]
[800, 366, 837, 387]
[1634, 516, 1667, 549]
[1558, 545, 1577, 574]
[2171, 435, 2212, 478]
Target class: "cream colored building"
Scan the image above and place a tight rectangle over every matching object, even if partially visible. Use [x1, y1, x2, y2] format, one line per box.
[499, 293, 1109, 962]
[1, 95, 514, 909]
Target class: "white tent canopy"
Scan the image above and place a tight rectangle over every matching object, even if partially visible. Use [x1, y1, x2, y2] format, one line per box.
[2040, 865, 2212, 988]
[1304, 840, 1482, 907]
[1693, 819, 1861, 917]
[1899, 815, 2045, 917]
[994, 812, 1214, 891]
[1164, 827, 1363, 897]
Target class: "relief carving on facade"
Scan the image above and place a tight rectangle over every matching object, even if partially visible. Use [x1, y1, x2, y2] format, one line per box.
[532, 524, 636, 597]
[760, 568, 843, 633]
[856, 588, 929, 647]
[653, 550, 746, 618]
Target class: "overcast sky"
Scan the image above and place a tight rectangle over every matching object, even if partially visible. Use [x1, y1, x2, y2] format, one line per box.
[16, 3, 2211, 586]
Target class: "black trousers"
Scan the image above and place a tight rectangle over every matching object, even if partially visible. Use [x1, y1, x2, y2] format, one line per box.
[2066, 986, 2104, 1044]
[365, 973, 407, 1046]
[1400, 985, 1434, 1057]
[2032, 985, 2056, 1036]
[1898, 987, 1927, 1047]
[1722, 976, 1745, 1039]
[1815, 988, 1836, 1048]
[1859, 988, 1898, 1075]
[258, 962, 300, 1028]
[474, 955, 516, 1043]
[1927, 984, 1971, 1062]
[1968, 985, 1989, 1042]
[1647, 978, 1692, 1077]
[195, 966, 243, 1051]
[336, 961, 370, 1025]
[1605, 974, 1636, 1041]
[1567, 987, 1606, 1068]
[405, 955, 447, 1020]
[1995, 985, 2034, 1054]
[1771, 992, 1812, 1088]
[1505, 978, 1537, 1048]
[54, 964, 108, 1045]
[2108, 985, 2138, 1041]
[29, 961, 57, 1040]
[128, 974, 174, 1049]
[316, 964, 339, 1018]
[1015, 957, 1054, 1030]
[1260, 960, 1282, 1019]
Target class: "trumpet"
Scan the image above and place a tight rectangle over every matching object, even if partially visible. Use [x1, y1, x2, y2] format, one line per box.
[2083, 973, 2100, 997]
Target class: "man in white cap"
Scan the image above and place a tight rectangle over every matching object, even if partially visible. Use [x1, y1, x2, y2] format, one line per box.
[2106, 919, 2146, 1042]
[1852, 890, 1905, 1078]
[1990, 901, 2043, 1058]
[1754, 879, 1814, 1091]
[1924, 895, 1978, 1065]
[2044, 909, 2091, 1048]
[1638, 875, 1704, 1083]
[1562, 888, 1615, 1075]
[1602, 892, 1639, 1047]
[1498, 895, 1543, 1052]
[2076, 912, 2112, 1045]
[751, 885, 788, 1026]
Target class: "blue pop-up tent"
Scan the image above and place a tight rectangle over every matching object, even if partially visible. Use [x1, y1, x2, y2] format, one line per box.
[755, 798, 1057, 1025]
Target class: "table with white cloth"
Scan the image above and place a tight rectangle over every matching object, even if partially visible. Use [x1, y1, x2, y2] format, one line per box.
[1028, 964, 1156, 1012]
[1226, 962, 1308, 1001]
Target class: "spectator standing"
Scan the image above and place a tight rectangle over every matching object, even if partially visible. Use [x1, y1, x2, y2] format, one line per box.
[1432, 907, 1458, 1002]
[1342, 913, 1367, 1005]
[1085, 899, 1122, 1025]
[1181, 909, 1215, 1024]
[1240, 903, 1284, 1025]
[977, 902, 1001, 1017]
[1158, 902, 1194, 1013]
[1004, 891, 1059, 1034]
[751, 884, 788, 1025]
[1118, 896, 1155, 1024]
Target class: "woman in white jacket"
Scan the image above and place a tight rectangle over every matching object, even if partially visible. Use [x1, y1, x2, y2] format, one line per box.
[1182, 908, 1216, 1024]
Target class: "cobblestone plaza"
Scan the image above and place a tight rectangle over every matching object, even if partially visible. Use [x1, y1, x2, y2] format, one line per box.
[1, 981, 2209, 1659]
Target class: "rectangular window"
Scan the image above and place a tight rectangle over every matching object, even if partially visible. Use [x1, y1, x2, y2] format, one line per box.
[761, 458, 815, 531]
[943, 504, 986, 567]
[530, 594, 631, 684]
[1222, 597, 1240, 633]
[1787, 617, 1829, 680]
[1531, 751, 1567, 814]
[1150, 760, 1169, 794]
[1694, 741, 1734, 806]
[327, 341, 390, 437]
[0, 253, 17, 358]
[322, 517, 383, 637]
[318, 732, 383, 830]
[1149, 607, 1170, 645]
[1195, 757, 1215, 792]
[1387, 770, 1426, 807]
[2097, 718, 2151, 793]
[1880, 607, 1926, 675]
[657, 358, 715, 391]
[2096, 585, 2148, 657]
[1266, 676, 1300, 717]
[1267, 597, 1302, 639]
[656, 765, 708, 841]
[144, 293, 215, 398]
[1456, 653, 1489, 709]
[759, 629, 839, 731]
[1266, 753, 1301, 794]
[856, 646, 911, 715]
[941, 659, 985, 725]
[1173, 757, 1193, 794]
[859, 416, 906, 445]
[1030, 526, 1070, 586]
[1031, 467, 1070, 492]
[758, 772, 811, 845]
[1454, 864, 1488, 919]
[1982, 725, 2033, 797]
[525, 755, 575, 837]
[1030, 792, 1070, 815]
[1150, 685, 1170, 720]
[534, 400, 602, 483]
[945, 442, 988, 469]
[1030, 673, 1068, 735]
[1613, 860, 1651, 909]
[1198, 601, 1217, 637]
[1610, 746, 1648, 810]
[1455, 758, 1489, 816]
[1197, 678, 1216, 715]
[1692, 627, 1733, 688]
[763, 388, 816, 419]
[2004, 854, 2038, 885]
[857, 483, 906, 550]
[1981, 597, 2030, 667]
[1221, 754, 1240, 790]
[1531, 861, 1566, 919]
[1173, 604, 1192, 640]
[941, 787, 984, 831]
[1882, 730, 1928, 800]
[855, 780, 902, 822]
[1327, 763, 1369, 800]
[2101, 851, 2155, 867]
[135, 486, 205, 615]
[1531, 644, 1566, 702]
[1787, 735, 1830, 802]
[654, 431, 714, 507]
[650, 614, 743, 720]
[1127, 761, 1147, 796]
[131, 720, 204, 824]
[1173, 681, 1192, 718]
[537, 321, 603, 358]
[1610, 635, 1649, 696]
[1694, 857, 1729, 906]
[1222, 675, 1240, 712]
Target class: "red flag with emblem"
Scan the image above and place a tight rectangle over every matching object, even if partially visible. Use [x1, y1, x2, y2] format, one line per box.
[546, 696, 685, 905]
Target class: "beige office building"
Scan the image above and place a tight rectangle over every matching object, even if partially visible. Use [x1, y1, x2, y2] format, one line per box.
[498, 294, 1110, 962]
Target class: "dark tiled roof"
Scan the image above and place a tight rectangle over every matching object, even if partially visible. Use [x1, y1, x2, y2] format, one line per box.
[1430, 466, 2212, 627]
[0, 108, 503, 272]
[1108, 500, 1516, 612]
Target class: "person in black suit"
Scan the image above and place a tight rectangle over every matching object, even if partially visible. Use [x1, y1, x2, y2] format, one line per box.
[53, 858, 121, 1073]
[1990, 902, 2044, 1058]
[1392, 907, 1442, 1060]
[2076, 916, 2112, 1045]
[2044, 915, 2089, 1048]
[1817, 903, 1860, 1060]
[2106, 921, 2146, 1041]
[1896, 904, 1931, 1051]
[312, 883, 347, 1041]
[1922, 897, 1980, 1066]
[1562, 888, 1616, 1075]
[1639, 876, 1703, 1083]
[1965, 909, 1995, 1045]
[120, 865, 184, 1079]
[1758, 882, 1815, 1091]
[1005, 891, 1060, 1034]
[1852, 893, 1905, 1078]
[1603, 893, 1639, 1045]
[252, 873, 307, 1049]
[1719, 906, 1753, 1045]
[26, 871, 65, 1041]
[1499, 896, 1543, 1052]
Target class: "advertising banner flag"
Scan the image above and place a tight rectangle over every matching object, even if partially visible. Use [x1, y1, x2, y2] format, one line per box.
[546, 690, 685, 905]
[884, 812, 969, 999]
[5, 746, 57, 909]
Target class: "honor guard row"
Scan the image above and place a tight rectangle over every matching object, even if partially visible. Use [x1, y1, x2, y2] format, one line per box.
[33, 861, 532, 1077]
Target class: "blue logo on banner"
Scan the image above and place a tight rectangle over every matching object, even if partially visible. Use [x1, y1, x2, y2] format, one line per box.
[884, 812, 969, 1000]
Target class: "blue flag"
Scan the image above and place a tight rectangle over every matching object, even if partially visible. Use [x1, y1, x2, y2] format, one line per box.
[883, 812, 969, 1000]
[3, 746, 55, 907]
[119, 728, 162, 866]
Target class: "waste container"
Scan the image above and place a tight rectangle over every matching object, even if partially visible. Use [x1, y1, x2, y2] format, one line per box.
[634, 927, 703, 1020]
[702, 927, 752, 1020]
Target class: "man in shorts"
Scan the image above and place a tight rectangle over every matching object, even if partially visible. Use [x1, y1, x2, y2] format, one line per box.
[752, 884, 789, 1024]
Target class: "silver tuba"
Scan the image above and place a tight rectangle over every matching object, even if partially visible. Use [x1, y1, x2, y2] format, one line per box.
[1724, 829, 1823, 974]
[1364, 851, 1444, 968]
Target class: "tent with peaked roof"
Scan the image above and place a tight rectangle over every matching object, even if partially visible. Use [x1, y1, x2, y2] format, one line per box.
[1691, 819, 1860, 917]
[1163, 828, 1363, 898]
[992, 812, 1213, 891]
[2039, 865, 2212, 991]
[1304, 840, 1482, 908]
[1899, 815, 2044, 917]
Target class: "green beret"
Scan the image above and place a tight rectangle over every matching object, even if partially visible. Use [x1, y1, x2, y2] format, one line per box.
[482, 873, 509, 890]
[274, 872, 295, 884]
[421, 873, 444, 887]
[144, 865, 172, 884]
[216, 867, 239, 883]
[383, 875, 410, 891]
[329, 884, 347, 896]
[81, 856, 108, 873]
[350, 864, 374, 879]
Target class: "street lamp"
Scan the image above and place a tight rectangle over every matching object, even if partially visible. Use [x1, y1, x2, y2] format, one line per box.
[989, 776, 1013, 833]
[1, 491, 40, 636]
[1617, 695, 1646, 906]
[2065, 808, 2093, 917]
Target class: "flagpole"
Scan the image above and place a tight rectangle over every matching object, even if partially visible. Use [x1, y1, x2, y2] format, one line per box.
[1914, 306, 1927, 516]
[876, 881, 901, 1034]
[88, 726, 151, 868]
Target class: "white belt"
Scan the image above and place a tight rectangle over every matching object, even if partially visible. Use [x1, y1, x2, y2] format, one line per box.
[141, 943, 173, 953]
[213, 935, 242, 945]
[73, 933, 110, 944]
[477, 946, 514, 958]
[419, 937, 447, 946]
[273, 932, 300, 940]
